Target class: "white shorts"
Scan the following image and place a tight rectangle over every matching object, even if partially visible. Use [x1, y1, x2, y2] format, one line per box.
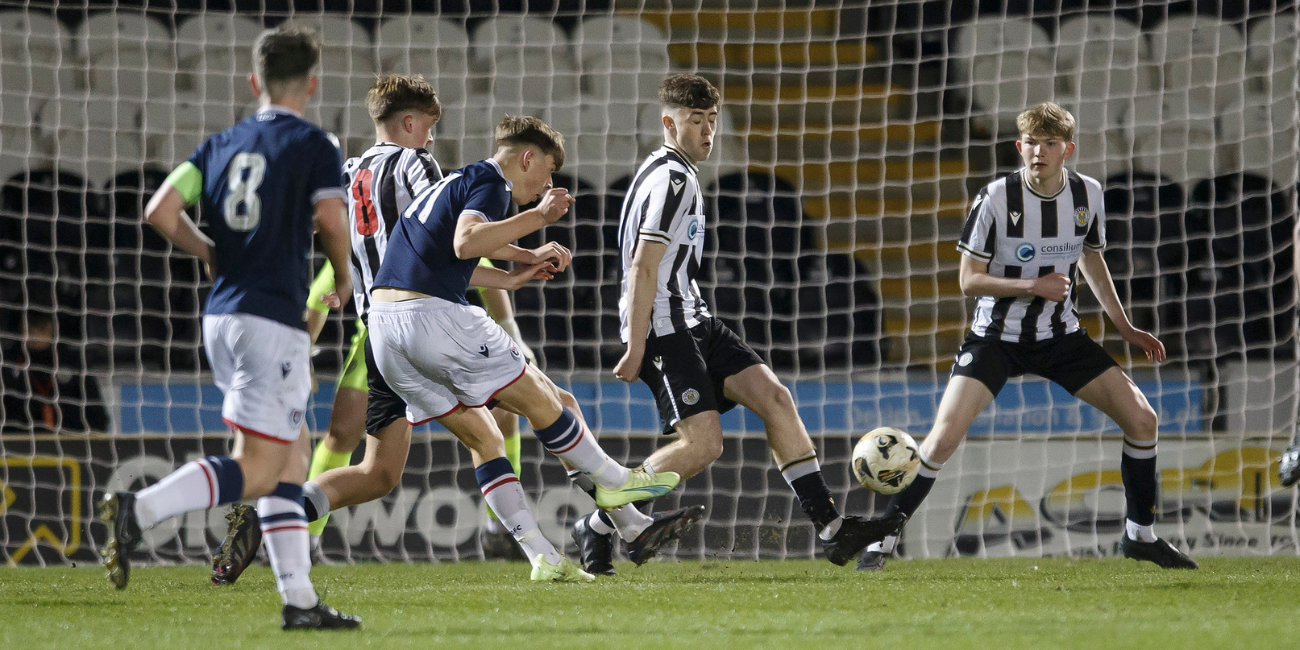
[368, 297, 527, 424]
[203, 313, 311, 443]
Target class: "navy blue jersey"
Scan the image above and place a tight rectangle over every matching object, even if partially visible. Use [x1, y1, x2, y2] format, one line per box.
[374, 158, 512, 305]
[187, 106, 345, 329]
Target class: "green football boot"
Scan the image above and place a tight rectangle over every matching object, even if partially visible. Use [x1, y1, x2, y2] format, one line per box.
[530, 555, 596, 583]
[593, 468, 680, 510]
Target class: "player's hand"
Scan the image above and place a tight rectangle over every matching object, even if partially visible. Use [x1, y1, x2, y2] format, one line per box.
[329, 273, 353, 310]
[536, 188, 576, 224]
[1031, 273, 1070, 302]
[526, 242, 572, 273]
[1120, 326, 1166, 363]
[613, 346, 644, 383]
[506, 261, 558, 289]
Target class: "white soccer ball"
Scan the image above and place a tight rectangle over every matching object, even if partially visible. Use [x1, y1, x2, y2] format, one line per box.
[852, 427, 921, 495]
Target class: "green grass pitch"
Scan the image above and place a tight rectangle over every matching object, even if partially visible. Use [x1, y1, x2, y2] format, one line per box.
[3, 557, 1299, 649]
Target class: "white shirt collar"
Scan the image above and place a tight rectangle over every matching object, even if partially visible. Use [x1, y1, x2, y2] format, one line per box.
[256, 104, 302, 118]
[483, 157, 513, 190]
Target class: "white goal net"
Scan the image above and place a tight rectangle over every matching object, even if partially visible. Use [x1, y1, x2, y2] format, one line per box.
[1, 2, 1297, 566]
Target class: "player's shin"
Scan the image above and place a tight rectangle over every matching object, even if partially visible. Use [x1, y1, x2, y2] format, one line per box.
[258, 482, 318, 609]
[533, 408, 629, 489]
[884, 449, 944, 520]
[779, 453, 843, 538]
[134, 456, 244, 529]
[1120, 436, 1158, 542]
[475, 457, 562, 564]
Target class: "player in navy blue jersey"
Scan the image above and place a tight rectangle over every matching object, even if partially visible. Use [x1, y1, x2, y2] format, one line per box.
[98, 27, 360, 630]
[368, 116, 684, 581]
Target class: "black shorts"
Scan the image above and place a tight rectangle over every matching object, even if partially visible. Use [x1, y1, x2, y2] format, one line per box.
[950, 329, 1119, 397]
[639, 317, 765, 434]
[363, 335, 408, 436]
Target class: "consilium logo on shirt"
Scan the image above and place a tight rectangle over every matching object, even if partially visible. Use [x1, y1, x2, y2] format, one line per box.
[1040, 241, 1082, 258]
[1015, 242, 1036, 262]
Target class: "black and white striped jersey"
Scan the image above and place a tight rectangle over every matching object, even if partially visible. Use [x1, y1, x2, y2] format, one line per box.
[342, 143, 443, 316]
[618, 146, 711, 342]
[957, 168, 1107, 343]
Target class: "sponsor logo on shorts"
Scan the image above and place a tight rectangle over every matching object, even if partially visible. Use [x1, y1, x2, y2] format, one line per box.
[478, 344, 490, 358]
[1015, 242, 1036, 262]
[687, 219, 700, 240]
[281, 361, 292, 379]
[510, 346, 520, 359]
[681, 388, 700, 405]
[290, 409, 304, 426]
[958, 352, 973, 367]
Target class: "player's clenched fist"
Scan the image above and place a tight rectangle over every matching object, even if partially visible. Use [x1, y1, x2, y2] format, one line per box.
[537, 188, 576, 223]
[1031, 273, 1070, 302]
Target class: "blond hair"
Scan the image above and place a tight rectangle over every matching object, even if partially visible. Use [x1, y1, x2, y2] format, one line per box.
[366, 74, 441, 125]
[1016, 102, 1075, 142]
[495, 115, 565, 171]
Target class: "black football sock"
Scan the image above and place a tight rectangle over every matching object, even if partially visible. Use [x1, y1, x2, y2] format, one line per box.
[1121, 436, 1158, 541]
[780, 454, 841, 532]
[884, 450, 943, 519]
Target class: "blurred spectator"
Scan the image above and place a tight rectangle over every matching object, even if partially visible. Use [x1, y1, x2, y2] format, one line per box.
[0, 309, 109, 433]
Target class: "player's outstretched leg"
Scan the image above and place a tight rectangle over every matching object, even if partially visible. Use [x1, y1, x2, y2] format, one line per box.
[721, 364, 907, 565]
[856, 375, 995, 569]
[1075, 368, 1196, 569]
[496, 366, 680, 509]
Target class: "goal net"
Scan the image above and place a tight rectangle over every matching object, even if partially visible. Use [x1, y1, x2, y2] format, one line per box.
[1, 2, 1297, 566]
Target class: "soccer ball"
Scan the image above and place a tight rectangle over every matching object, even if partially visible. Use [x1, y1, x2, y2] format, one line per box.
[852, 427, 921, 495]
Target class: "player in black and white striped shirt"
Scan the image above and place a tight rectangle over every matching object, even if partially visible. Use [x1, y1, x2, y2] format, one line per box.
[858, 103, 1196, 572]
[570, 74, 904, 575]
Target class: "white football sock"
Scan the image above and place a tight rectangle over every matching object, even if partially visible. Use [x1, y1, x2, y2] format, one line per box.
[134, 459, 220, 529]
[258, 490, 318, 609]
[482, 476, 562, 565]
[1126, 519, 1157, 543]
[607, 505, 654, 542]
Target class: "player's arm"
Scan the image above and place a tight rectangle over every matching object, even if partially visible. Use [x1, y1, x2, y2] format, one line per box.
[305, 260, 336, 344]
[144, 161, 215, 268]
[958, 254, 1068, 300]
[469, 261, 556, 291]
[454, 187, 575, 260]
[1078, 248, 1165, 362]
[486, 242, 572, 272]
[314, 197, 352, 311]
[613, 240, 668, 383]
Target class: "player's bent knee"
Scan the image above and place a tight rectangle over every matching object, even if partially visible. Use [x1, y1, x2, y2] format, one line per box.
[1129, 405, 1159, 441]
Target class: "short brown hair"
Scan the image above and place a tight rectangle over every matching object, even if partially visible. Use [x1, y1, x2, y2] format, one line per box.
[367, 74, 441, 125]
[659, 73, 720, 110]
[495, 115, 565, 171]
[1016, 102, 1076, 142]
[253, 26, 319, 89]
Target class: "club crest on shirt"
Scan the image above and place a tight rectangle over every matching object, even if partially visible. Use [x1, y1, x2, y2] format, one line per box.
[1015, 242, 1036, 262]
[681, 388, 700, 405]
[1075, 207, 1088, 228]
